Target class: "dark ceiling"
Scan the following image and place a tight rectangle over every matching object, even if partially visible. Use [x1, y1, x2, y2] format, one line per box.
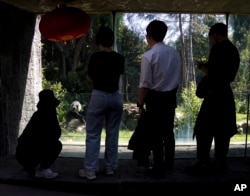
[1, 0, 250, 15]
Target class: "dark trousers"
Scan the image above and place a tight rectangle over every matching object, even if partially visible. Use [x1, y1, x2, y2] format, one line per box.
[194, 90, 235, 165]
[16, 140, 62, 174]
[196, 129, 230, 164]
[145, 88, 177, 171]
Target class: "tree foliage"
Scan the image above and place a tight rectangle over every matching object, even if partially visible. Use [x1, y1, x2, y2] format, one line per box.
[42, 13, 250, 115]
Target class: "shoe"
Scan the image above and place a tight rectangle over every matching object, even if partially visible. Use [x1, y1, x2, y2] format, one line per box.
[105, 168, 114, 176]
[35, 168, 58, 179]
[79, 169, 96, 180]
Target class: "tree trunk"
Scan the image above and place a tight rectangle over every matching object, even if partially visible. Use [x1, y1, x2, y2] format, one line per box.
[72, 36, 86, 72]
[179, 14, 188, 88]
[188, 14, 196, 85]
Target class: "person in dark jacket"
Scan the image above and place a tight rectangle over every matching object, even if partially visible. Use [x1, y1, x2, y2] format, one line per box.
[187, 23, 240, 174]
[16, 89, 62, 179]
[128, 109, 151, 168]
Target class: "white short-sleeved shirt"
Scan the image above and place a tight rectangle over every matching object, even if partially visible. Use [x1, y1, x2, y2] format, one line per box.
[139, 42, 182, 92]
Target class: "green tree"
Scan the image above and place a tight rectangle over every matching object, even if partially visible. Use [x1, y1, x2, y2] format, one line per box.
[42, 13, 113, 93]
[229, 15, 250, 96]
[117, 24, 148, 102]
[180, 81, 202, 128]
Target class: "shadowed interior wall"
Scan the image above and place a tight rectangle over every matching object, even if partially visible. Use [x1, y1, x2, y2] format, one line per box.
[0, 2, 42, 156]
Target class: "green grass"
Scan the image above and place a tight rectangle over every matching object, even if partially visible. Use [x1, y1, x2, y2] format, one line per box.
[231, 133, 250, 143]
[60, 112, 249, 145]
[236, 113, 247, 121]
[60, 128, 249, 146]
[60, 129, 134, 145]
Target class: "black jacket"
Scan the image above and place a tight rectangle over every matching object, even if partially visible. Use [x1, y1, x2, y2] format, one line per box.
[128, 110, 151, 158]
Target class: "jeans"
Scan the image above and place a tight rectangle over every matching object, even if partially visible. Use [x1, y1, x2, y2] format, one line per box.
[84, 89, 123, 172]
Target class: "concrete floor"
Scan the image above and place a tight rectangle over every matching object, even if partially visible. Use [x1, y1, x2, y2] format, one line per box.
[0, 144, 249, 195]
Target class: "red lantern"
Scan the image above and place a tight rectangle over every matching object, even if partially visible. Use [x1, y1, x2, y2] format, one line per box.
[39, 5, 91, 42]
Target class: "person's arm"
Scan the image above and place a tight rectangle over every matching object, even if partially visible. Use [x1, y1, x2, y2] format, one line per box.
[138, 55, 151, 114]
[137, 87, 149, 114]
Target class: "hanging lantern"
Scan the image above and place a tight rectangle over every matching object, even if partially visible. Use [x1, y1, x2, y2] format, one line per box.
[39, 5, 91, 42]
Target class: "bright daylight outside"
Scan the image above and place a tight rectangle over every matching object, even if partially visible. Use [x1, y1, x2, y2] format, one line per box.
[41, 13, 250, 156]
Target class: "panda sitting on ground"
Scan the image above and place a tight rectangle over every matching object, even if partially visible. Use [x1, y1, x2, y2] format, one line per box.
[66, 101, 86, 131]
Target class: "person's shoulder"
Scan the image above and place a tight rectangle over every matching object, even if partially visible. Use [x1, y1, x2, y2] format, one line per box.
[227, 39, 238, 48]
[163, 44, 179, 55]
[118, 52, 125, 59]
[143, 48, 153, 57]
[91, 51, 103, 56]
[220, 39, 233, 46]
[88, 52, 99, 60]
[157, 43, 175, 51]
[112, 51, 122, 55]
[164, 44, 176, 50]
[221, 39, 239, 51]
[112, 51, 125, 59]
[89, 51, 105, 61]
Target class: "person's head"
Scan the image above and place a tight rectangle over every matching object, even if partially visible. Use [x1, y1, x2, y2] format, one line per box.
[96, 26, 114, 48]
[37, 89, 60, 109]
[146, 20, 168, 42]
[208, 23, 228, 44]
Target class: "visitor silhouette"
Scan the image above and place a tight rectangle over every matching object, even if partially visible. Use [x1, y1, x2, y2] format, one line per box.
[16, 89, 62, 179]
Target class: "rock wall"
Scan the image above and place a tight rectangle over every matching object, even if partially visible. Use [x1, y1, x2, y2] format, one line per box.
[0, 2, 41, 156]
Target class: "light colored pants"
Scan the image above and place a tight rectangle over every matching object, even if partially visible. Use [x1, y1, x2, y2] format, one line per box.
[84, 89, 123, 172]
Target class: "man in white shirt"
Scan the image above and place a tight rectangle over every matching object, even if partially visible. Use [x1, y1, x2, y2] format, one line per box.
[137, 20, 182, 178]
